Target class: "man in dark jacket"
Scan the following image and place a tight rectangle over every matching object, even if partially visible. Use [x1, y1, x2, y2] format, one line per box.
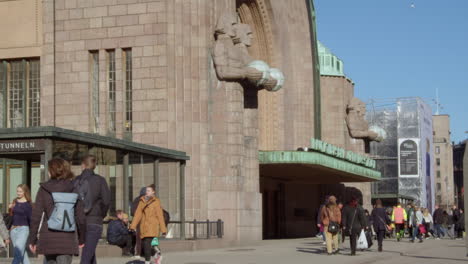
[107, 210, 133, 256]
[342, 197, 366, 256]
[76, 155, 111, 264]
[433, 205, 445, 239]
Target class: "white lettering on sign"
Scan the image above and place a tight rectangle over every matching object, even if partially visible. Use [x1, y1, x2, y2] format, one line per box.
[309, 138, 376, 169]
[0, 142, 38, 151]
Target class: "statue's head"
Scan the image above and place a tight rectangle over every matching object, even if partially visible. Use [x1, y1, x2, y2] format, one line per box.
[215, 11, 238, 38]
[234, 23, 253, 46]
[347, 97, 366, 117]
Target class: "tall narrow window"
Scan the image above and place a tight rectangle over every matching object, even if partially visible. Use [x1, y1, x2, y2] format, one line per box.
[107, 50, 116, 135]
[28, 60, 40, 126]
[123, 49, 132, 136]
[9, 61, 26, 128]
[90, 51, 99, 133]
[0, 62, 5, 128]
[0, 59, 40, 128]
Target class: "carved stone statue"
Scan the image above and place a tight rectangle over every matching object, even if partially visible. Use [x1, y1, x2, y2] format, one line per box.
[212, 12, 284, 91]
[346, 97, 382, 142]
[212, 12, 263, 83]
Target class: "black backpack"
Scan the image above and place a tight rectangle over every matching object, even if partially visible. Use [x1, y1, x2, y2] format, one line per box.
[73, 175, 93, 214]
[163, 210, 170, 227]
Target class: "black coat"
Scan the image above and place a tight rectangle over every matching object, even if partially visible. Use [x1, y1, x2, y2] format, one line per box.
[28, 179, 86, 256]
[107, 219, 129, 244]
[433, 208, 444, 224]
[371, 207, 391, 231]
[342, 205, 366, 234]
[74, 169, 111, 225]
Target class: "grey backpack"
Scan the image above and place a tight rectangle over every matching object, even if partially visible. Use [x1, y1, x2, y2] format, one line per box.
[47, 192, 79, 232]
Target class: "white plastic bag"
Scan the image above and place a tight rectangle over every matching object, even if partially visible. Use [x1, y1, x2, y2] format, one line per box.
[357, 230, 368, 249]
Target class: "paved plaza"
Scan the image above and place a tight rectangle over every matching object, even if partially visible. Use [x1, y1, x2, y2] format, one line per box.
[3, 237, 465, 264]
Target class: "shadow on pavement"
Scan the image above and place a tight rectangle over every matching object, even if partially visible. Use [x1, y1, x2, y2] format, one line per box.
[125, 261, 145, 264]
[400, 253, 467, 262]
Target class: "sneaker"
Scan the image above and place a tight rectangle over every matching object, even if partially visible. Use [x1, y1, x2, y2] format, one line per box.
[322, 242, 326, 245]
[436, 238, 441, 240]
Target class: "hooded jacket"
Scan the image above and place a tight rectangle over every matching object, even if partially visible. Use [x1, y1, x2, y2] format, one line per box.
[28, 179, 86, 256]
[74, 169, 111, 225]
[130, 196, 167, 238]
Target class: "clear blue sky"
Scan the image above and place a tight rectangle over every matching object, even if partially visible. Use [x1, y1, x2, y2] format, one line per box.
[315, 0, 468, 143]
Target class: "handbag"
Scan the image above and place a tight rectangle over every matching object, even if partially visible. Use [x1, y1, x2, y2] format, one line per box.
[326, 207, 339, 234]
[418, 224, 426, 234]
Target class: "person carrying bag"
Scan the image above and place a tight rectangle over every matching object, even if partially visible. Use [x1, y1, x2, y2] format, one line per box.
[28, 158, 86, 264]
[319, 196, 341, 255]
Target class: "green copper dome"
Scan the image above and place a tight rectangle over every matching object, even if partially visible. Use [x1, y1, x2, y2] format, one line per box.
[318, 40, 345, 77]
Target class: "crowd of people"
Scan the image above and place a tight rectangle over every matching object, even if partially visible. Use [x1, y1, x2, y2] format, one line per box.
[317, 195, 465, 256]
[1, 155, 167, 264]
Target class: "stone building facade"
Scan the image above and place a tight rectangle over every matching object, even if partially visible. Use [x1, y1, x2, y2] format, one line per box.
[433, 115, 455, 210]
[0, 0, 380, 245]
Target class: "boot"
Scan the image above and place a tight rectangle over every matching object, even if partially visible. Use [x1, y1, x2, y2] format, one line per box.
[378, 246, 382, 252]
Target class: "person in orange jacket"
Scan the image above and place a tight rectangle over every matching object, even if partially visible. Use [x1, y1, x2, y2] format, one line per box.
[391, 202, 407, 241]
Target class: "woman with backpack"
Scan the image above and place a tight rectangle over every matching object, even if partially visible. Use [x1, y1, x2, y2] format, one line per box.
[130, 184, 167, 264]
[28, 158, 86, 264]
[319, 195, 341, 255]
[9, 184, 32, 264]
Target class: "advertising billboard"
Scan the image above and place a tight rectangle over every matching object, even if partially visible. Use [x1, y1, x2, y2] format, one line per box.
[398, 138, 420, 178]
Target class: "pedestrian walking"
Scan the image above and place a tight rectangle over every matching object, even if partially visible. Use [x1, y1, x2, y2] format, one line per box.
[28, 158, 86, 264]
[408, 206, 424, 243]
[452, 205, 463, 239]
[316, 196, 329, 245]
[433, 205, 445, 239]
[319, 195, 341, 255]
[442, 210, 454, 239]
[131, 187, 147, 258]
[9, 184, 32, 264]
[338, 202, 346, 244]
[455, 209, 464, 239]
[342, 197, 366, 256]
[391, 202, 407, 241]
[74, 155, 111, 264]
[0, 214, 9, 251]
[371, 199, 391, 252]
[422, 208, 434, 238]
[130, 185, 167, 264]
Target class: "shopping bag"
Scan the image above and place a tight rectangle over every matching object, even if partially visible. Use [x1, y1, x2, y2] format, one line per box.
[357, 230, 368, 249]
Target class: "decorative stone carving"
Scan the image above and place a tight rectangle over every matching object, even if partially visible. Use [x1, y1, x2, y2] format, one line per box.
[346, 97, 382, 142]
[212, 12, 283, 91]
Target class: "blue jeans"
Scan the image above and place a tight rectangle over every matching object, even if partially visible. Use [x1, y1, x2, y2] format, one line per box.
[411, 225, 422, 241]
[80, 224, 103, 264]
[11, 226, 30, 264]
[434, 224, 445, 238]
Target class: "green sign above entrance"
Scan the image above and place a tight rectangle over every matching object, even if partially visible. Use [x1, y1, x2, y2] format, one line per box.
[309, 138, 376, 169]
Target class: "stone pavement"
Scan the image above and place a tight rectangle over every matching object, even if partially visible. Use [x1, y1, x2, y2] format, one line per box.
[1, 237, 466, 264]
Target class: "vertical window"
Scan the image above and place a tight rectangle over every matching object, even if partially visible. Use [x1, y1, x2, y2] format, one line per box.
[437, 183, 441, 191]
[436, 158, 440, 166]
[107, 50, 116, 135]
[9, 61, 26, 128]
[90, 51, 99, 133]
[123, 49, 132, 135]
[0, 59, 40, 128]
[437, 170, 441, 178]
[0, 62, 5, 128]
[435, 146, 440, 154]
[28, 60, 40, 126]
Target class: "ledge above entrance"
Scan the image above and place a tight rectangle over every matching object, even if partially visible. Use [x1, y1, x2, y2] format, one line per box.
[0, 126, 189, 161]
[259, 151, 381, 184]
